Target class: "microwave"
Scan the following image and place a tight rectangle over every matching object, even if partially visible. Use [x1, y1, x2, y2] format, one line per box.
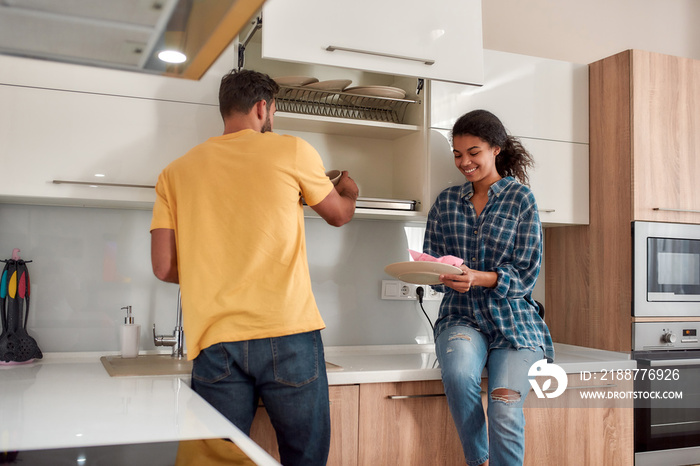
[633, 221, 700, 317]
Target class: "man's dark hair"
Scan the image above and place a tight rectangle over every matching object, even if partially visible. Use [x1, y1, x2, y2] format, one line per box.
[219, 69, 279, 119]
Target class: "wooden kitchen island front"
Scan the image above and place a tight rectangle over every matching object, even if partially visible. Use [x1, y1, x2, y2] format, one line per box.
[252, 343, 635, 466]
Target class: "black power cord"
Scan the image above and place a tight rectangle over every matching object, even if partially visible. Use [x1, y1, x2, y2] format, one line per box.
[415, 286, 433, 329]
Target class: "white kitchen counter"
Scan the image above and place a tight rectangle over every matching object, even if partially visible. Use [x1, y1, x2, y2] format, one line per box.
[0, 353, 280, 465]
[0, 343, 633, 461]
[324, 342, 636, 385]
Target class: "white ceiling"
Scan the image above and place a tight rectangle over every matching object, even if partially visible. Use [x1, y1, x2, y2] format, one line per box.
[0, 0, 182, 72]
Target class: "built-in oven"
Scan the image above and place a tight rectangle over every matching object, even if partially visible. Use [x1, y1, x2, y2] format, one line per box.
[633, 221, 700, 317]
[633, 322, 700, 466]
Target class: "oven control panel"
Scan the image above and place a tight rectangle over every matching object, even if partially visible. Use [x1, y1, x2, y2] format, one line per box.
[633, 322, 700, 351]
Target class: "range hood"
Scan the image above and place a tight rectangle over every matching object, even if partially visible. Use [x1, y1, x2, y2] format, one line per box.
[0, 0, 265, 80]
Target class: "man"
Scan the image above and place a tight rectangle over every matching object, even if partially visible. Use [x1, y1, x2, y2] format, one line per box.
[150, 69, 358, 465]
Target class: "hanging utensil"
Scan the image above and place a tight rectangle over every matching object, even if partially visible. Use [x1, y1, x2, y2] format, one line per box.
[0, 249, 42, 364]
[0, 262, 8, 333]
[15, 260, 41, 361]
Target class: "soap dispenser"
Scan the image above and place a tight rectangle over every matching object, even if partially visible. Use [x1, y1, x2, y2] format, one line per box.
[120, 306, 140, 359]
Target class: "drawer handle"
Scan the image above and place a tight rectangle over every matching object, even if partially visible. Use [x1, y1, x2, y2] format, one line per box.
[325, 45, 435, 66]
[564, 384, 617, 391]
[653, 207, 700, 214]
[538, 209, 556, 213]
[388, 393, 446, 399]
[53, 180, 155, 189]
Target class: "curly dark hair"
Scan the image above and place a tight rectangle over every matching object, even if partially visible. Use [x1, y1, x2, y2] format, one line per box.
[218, 69, 279, 119]
[451, 109, 534, 185]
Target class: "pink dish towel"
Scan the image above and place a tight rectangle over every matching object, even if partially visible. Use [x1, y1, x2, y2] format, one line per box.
[408, 249, 464, 267]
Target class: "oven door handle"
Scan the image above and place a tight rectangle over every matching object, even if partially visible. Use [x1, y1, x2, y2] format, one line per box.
[637, 358, 700, 367]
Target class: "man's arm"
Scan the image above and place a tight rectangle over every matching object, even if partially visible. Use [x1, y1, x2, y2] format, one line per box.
[310, 171, 358, 227]
[151, 228, 179, 283]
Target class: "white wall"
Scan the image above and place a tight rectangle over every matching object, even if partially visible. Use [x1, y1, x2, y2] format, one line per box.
[483, 0, 700, 63]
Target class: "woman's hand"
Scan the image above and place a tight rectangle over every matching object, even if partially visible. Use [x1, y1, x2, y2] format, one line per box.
[439, 264, 475, 293]
[439, 265, 498, 293]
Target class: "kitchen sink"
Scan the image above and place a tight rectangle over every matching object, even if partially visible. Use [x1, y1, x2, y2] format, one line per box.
[101, 355, 343, 377]
[100, 354, 192, 377]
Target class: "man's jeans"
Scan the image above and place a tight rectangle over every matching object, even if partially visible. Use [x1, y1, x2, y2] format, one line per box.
[436, 325, 544, 466]
[191, 330, 330, 466]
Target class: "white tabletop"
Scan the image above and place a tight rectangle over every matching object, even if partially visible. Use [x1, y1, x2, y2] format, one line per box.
[0, 354, 279, 465]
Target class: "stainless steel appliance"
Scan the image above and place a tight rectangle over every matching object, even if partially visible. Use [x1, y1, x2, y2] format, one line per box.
[633, 221, 700, 317]
[632, 222, 700, 465]
[633, 323, 700, 465]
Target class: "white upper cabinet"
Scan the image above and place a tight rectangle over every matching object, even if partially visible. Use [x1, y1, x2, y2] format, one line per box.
[428, 131, 589, 226]
[261, 0, 484, 85]
[523, 137, 589, 226]
[427, 49, 590, 226]
[0, 84, 221, 209]
[430, 50, 589, 144]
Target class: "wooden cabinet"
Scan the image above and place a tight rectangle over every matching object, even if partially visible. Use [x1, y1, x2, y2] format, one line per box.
[357, 380, 463, 466]
[524, 373, 633, 466]
[250, 376, 632, 465]
[249, 381, 463, 465]
[629, 51, 700, 222]
[587, 49, 700, 224]
[0, 83, 221, 208]
[546, 50, 700, 352]
[249, 384, 360, 466]
[261, 0, 483, 86]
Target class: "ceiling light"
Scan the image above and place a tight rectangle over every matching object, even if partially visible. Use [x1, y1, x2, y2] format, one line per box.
[158, 50, 187, 64]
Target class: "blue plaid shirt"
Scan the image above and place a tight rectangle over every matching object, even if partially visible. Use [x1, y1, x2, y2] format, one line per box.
[424, 177, 554, 361]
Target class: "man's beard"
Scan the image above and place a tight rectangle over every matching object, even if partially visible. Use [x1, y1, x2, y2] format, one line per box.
[261, 114, 272, 133]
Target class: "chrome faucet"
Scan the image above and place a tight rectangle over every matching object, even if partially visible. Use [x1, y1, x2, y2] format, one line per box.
[153, 288, 184, 359]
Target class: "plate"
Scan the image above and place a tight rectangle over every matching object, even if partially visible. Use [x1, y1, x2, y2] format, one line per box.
[343, 85, 407, 99]
[384, 261, 463, 285]
[303, 79, 352, 92]
[273, 76, 319, 87]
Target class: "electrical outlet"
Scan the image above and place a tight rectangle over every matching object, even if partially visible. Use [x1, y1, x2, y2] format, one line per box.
[423, 286, 444, 301]
[382, 280, 415, 300]
[381, 280, 443, 301]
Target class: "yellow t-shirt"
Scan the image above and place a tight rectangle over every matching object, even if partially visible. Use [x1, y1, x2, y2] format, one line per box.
[150, 129, 333, 360]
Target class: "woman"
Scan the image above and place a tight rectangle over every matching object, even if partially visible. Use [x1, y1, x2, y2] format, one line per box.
[423, 109, 554, 466]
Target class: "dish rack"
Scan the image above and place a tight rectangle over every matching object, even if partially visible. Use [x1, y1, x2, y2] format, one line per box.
[275, 86, 416, 124]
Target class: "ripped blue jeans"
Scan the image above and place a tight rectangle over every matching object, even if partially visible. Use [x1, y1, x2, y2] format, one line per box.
[435, 325, 544, 466]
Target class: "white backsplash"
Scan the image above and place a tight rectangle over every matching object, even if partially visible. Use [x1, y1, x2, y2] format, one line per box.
[0, 203, 444, 353]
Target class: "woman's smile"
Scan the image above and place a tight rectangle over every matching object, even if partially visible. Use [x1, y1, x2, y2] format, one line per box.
[453, 134, 501, 188]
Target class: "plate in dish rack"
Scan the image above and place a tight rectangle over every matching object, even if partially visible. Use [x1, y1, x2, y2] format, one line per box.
[273, 76, 319, 86]
[303, 79, 353, 92]
[384, 261, 463, 285]
[343, 85, 407, 99]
